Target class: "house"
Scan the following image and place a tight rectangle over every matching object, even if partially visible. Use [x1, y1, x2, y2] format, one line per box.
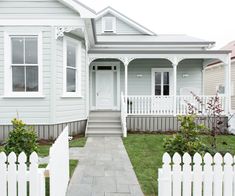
[204, 41, 235, 132]
[0, 0, 231, 139]
[204, 41, 235, 110]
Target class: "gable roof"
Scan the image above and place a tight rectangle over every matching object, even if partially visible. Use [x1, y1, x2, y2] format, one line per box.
[58, 0, 96, 18]
[95, 7, 156, 35]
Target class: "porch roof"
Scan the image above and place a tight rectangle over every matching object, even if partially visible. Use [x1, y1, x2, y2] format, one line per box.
[88, 49, 231, 65]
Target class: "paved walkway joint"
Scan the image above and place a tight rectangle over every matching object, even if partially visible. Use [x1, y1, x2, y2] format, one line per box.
[67, 137, 144, 196]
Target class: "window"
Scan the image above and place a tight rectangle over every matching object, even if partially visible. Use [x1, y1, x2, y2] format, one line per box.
[216, 84, 225, 94]
[102, 17, 116, 33]
[4, 32, 42, 97]
[152, 69, 171, 96]
[63, 37, 81, 97]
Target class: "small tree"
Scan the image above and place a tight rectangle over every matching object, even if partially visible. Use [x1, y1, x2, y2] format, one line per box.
[4, 118, 38, 157]
[164, 115, 207, 156]
[185, 92, 227, 148]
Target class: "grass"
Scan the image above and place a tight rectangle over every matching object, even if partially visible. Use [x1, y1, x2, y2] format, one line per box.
[123, 133, 235, 196]
[37, 136, 87, 157]
[40, 160, 78, 196]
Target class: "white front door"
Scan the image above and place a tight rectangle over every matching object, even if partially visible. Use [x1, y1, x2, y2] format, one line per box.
[96, 71, 114, 109]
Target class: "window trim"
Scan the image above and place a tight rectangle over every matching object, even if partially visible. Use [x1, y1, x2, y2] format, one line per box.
[4, 32, 43, 98]
[102, 16, 116, 33]
[62, 36, 82, 98]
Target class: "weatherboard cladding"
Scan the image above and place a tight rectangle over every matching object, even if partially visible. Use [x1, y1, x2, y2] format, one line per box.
[0, 0, 81, 19]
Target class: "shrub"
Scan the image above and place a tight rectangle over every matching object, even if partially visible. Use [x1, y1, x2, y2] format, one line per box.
[163, 115, 208, 156]
[4, 118, 38, 157]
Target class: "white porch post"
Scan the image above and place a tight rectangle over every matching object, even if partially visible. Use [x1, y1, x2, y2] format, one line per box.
[172, 62, 178, 116]
[124, 60, 129, 100]
[224, 54, 231, 114]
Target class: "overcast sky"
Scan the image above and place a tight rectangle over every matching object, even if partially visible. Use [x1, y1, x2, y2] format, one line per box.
[80, 0, 235, 49]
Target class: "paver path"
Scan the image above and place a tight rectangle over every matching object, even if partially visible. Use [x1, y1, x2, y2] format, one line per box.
[66, 137, 144, 196]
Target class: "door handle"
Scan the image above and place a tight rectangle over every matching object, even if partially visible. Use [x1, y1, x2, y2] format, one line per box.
[97, 92, 99, 96]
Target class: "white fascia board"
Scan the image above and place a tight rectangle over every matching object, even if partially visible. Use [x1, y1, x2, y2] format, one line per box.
[58, 0, 96, 18]
[0, 19, 85, 26]
[96, 7, 155, 35]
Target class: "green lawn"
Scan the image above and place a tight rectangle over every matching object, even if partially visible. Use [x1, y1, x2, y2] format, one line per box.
[38, 136, 87, 157]
[123, 134, 235, 196]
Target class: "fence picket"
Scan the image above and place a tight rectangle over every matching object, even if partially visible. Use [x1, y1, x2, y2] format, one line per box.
[158, 153, 171, 196]
[173, 153, 181, 196]
[8, 152, 17, 196]
[193, 153, 202, 196]
[0, 152, 7, 196]
[183, 153, 191, 196]
[29, 152, 39, 196]
[214, 153, 223, 196]
[223, 153, 233, 196]
[18, 152, 27, 196]
[203, 153, 213, 196]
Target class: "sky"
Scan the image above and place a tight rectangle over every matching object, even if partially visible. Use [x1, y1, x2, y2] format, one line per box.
[80, 0, 235, 49]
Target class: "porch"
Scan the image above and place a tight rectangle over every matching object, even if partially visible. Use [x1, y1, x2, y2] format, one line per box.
[89, 58, 229, 116]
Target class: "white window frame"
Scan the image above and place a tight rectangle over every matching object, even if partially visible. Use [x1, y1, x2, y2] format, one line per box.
[62, 36, 82, 98]
[151, 68, 173, 96]
[102, 16, 116, 33]
[4, 32, 43, 98]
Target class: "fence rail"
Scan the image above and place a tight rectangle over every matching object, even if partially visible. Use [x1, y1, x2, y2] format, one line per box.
[126, 95, 226, 115]
[158, 152, 235, 196]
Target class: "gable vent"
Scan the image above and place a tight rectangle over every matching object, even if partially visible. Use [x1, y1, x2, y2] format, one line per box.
[102, 17, 116, 33]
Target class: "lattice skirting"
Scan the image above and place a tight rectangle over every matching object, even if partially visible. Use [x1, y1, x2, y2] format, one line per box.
[0, 119, 87, 141]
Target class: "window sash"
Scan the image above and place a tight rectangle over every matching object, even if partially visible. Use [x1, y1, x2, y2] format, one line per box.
[11, 36, 39, 92]
[64, 38, 80, 94]
[154, 71, 170, 96]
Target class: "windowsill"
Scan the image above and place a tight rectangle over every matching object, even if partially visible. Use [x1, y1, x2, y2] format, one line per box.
[2, 93, 45, 99]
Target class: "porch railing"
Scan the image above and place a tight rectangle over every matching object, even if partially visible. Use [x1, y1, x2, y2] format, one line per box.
[126, 95, 227, 115]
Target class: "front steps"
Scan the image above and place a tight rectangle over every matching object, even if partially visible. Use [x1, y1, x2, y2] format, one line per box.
[86, 111, 122, 137]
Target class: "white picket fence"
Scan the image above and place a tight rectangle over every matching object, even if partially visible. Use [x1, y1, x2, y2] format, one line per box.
[0, 126, 69, 196]
[158, 152, 235, 196]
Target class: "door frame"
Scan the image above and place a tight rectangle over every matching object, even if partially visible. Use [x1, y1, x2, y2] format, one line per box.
[151, 68, 173, 96]
[90, 62, 120, 111]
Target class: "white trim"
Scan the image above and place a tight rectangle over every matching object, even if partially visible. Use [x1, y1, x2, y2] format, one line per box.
[102, 16, 116, 33]
[62, 36, 82, 97]
[151, 68, 173, 96]
[96, 7, 155, 35]
[57, 0, 96, 18]
[0, 19, 85, 26]
[90, 62, 121, 110]
[4, 32, 43, 98]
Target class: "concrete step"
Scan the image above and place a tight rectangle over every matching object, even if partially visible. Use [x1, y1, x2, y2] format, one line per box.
[89, 111, 121, 117]
[89, 116, 121, 121]
[88, 121, 121, 127]
[86, 111, 122, 137]
[86, 132, 122, 137]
